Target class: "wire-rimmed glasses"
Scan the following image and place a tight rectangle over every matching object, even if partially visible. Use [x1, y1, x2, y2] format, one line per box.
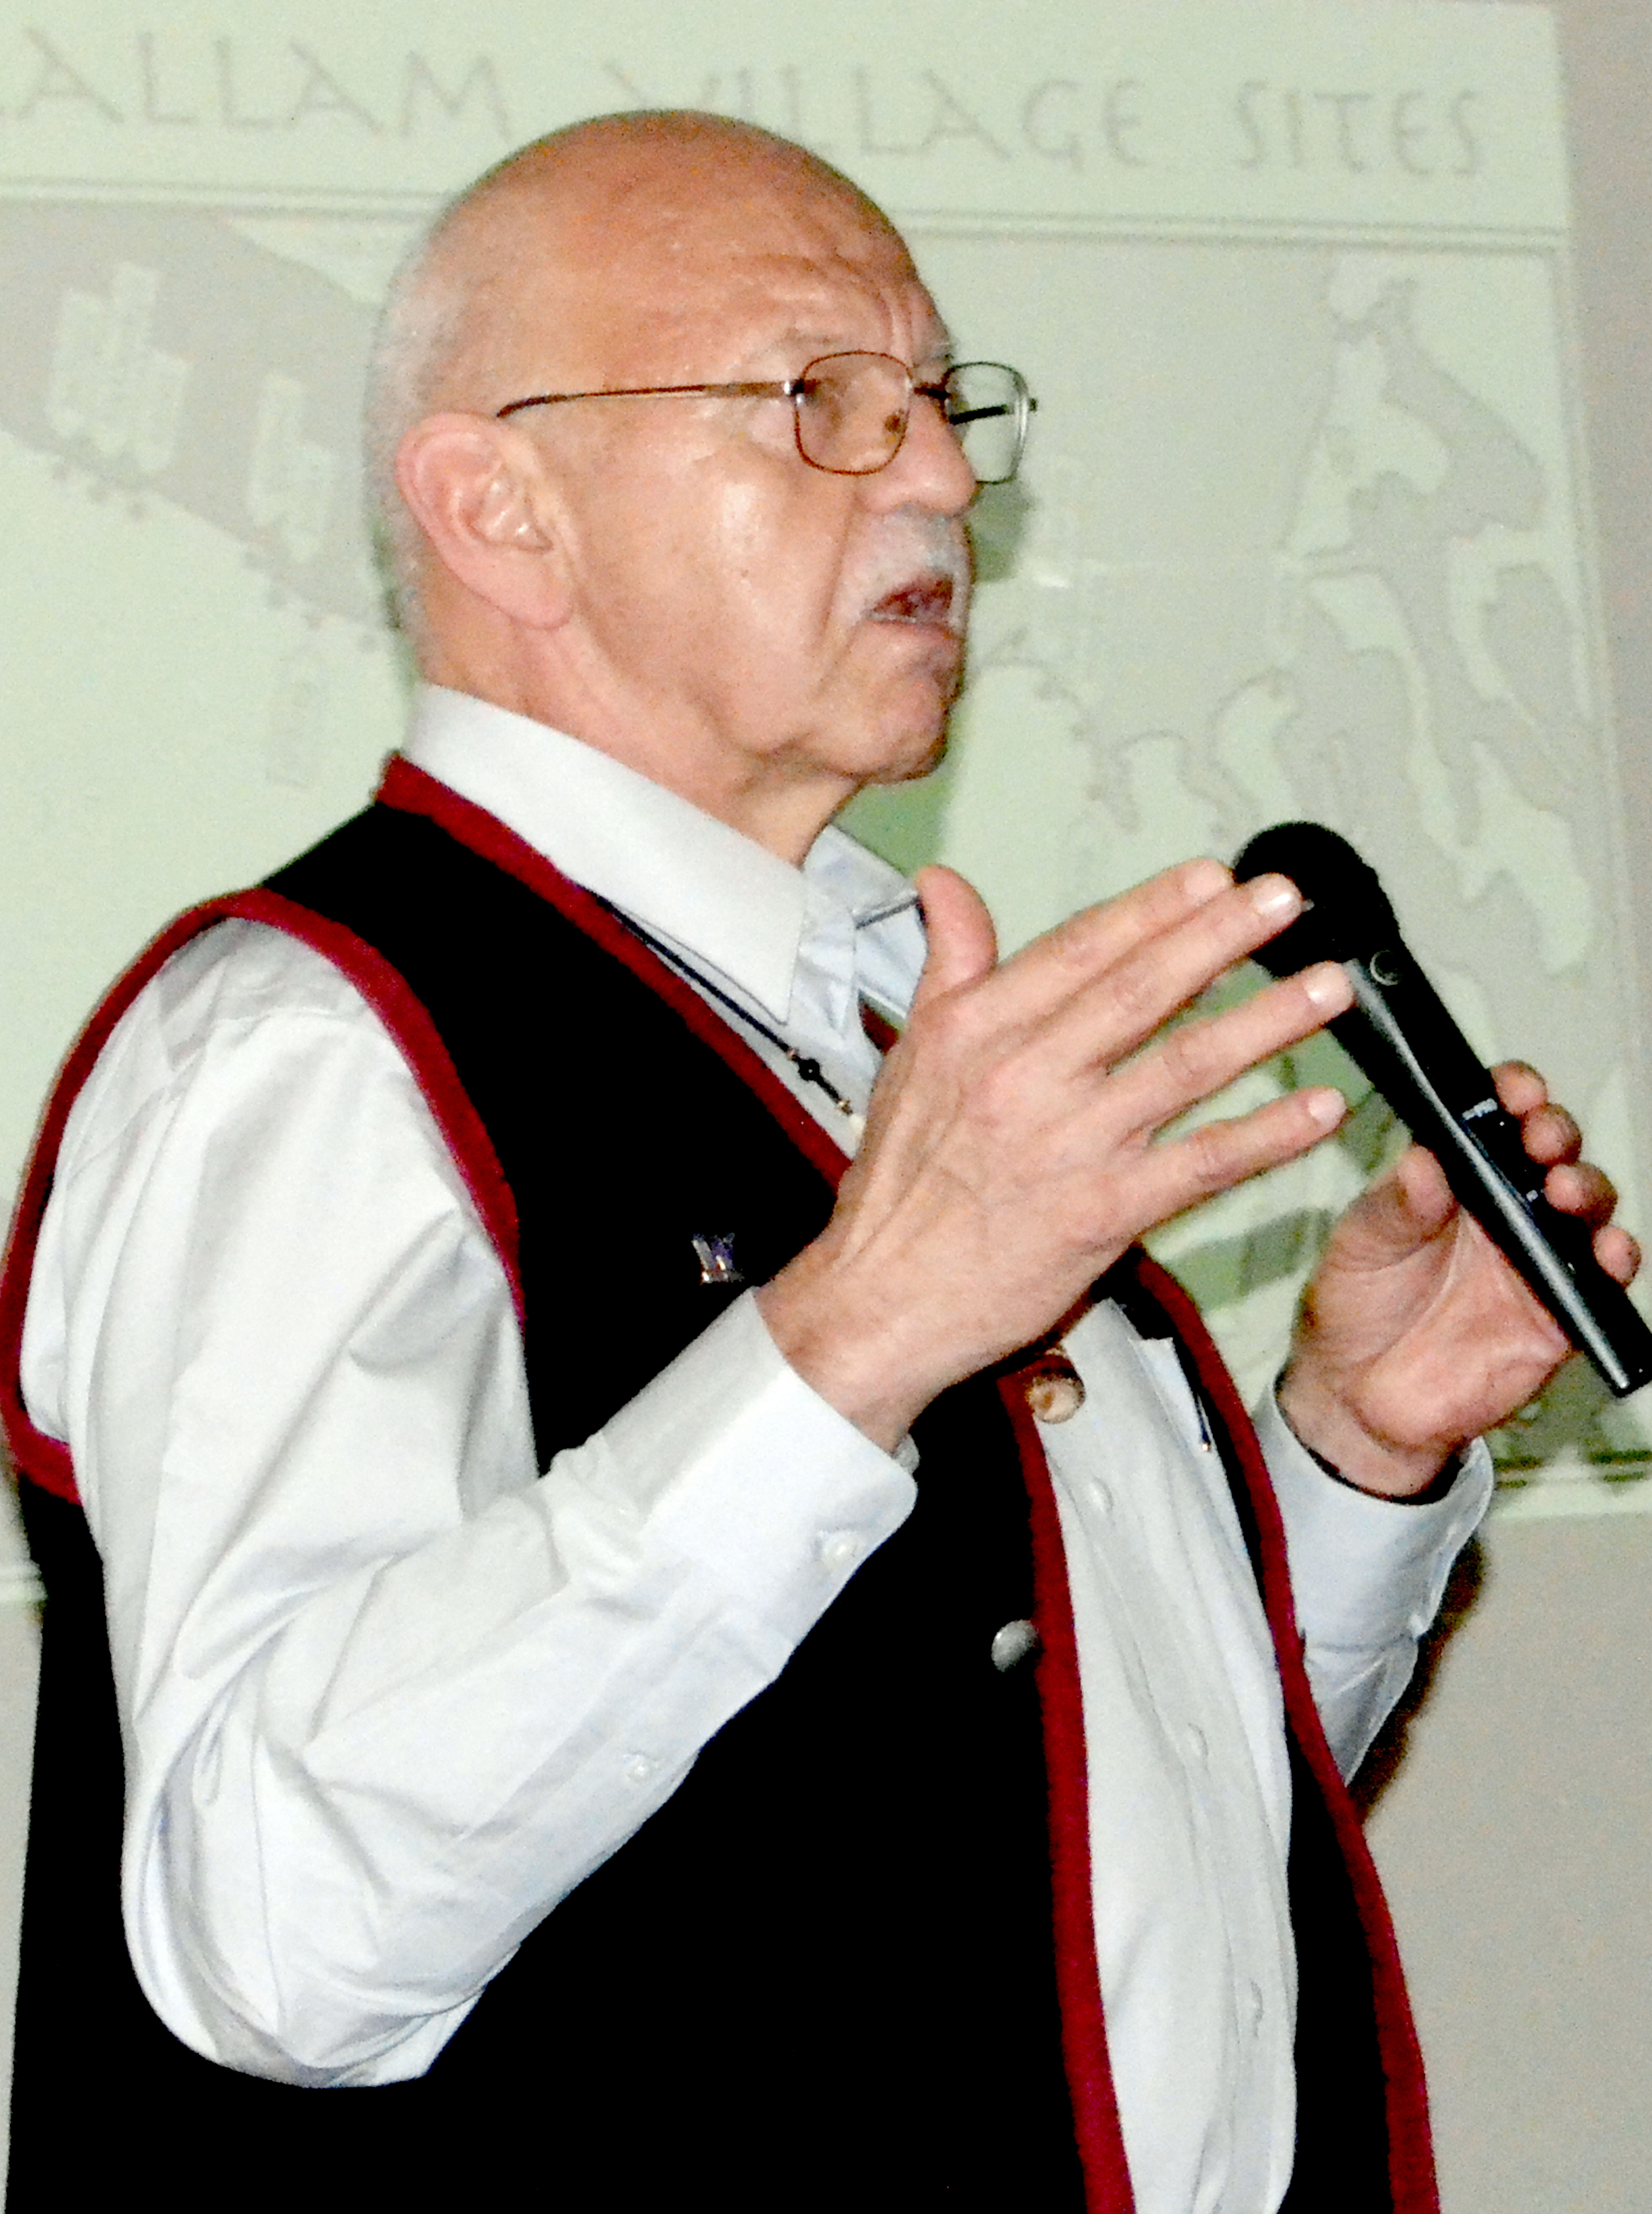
[496, 353, 1037, 485]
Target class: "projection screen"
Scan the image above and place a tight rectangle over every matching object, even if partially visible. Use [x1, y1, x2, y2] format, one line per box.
[2, 2, 1643, 1618]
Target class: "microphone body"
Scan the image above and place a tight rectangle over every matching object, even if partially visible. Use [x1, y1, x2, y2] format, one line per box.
[1234, 822, 1652, 1399]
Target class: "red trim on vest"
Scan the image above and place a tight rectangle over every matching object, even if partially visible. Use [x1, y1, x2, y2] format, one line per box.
[861, 1003, 900, 1056]
[376, 755, 861, 1192]
[377, 757, 1134, 2205]
[0, 759, 1429, 2210]
[0, 881, 522, 1508]
[1002, 1375, 1136, 2212]
[1133, 1253, 1440, 2214]
[237, 889, 524, 1328]
[2, 896, 248, 1502]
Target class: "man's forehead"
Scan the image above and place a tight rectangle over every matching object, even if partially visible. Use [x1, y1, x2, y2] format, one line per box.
[514, 220, 934, 389]
[570, 177, 927, 327]
[425, 113, 939, 399]
[671, 243, 948, 359]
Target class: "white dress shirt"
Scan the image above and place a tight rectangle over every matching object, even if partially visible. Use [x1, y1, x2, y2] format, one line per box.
[19, 685, 1489, 2214]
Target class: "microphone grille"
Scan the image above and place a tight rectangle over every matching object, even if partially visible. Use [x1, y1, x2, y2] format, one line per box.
[1232, 821, 1398, 975]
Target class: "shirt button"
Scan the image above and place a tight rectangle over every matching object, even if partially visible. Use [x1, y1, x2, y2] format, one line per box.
[990, 1618, 1041, 1673]
[1184, 1723, 1209, 1766]
[1247, 1979, 1265, 2035]
[1092, 1480, 1115, 1517]
[624, 1753, 656, 1786]
[819, 1530, 861, 1572]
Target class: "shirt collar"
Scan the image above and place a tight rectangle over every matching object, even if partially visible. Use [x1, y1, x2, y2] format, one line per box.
[401, 685, 920, 1027]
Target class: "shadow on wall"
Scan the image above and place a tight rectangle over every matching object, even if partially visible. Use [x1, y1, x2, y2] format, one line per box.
[1353, 1364, 1650, 1816]
[1486, 1347, 1652, 1480]
[1353, 1537, 1484, 1818]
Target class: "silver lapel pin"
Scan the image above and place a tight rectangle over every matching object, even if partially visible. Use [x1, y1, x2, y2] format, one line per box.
[691, 1233, 743, 1287]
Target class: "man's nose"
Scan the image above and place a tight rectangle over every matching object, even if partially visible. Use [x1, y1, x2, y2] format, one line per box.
[875, 390, 978, 516]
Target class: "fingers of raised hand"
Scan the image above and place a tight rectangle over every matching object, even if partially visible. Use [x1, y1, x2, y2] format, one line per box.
[1486, 1060, 1633, 1271]
[1038, 856, 1235, 983]
[1018, 872, 1320, 1081]
[1127, 1083, 1347, 1225]
[988, 863, 1300, 1044]
[1111, 959, 1352, 1135]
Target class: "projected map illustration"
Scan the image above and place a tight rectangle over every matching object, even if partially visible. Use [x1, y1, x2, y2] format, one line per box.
[893, 232, 1646, 1492]
[0, 2, 1641, 1609]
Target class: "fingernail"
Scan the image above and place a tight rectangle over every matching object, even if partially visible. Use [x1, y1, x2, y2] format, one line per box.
[1304, 1087, 1346, 1129]
[1248, 873, 1301, 923]
[1302, 960, 1352, 1012]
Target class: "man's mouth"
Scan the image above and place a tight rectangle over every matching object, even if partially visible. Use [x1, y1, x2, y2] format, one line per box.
[868, 574, 959, 630]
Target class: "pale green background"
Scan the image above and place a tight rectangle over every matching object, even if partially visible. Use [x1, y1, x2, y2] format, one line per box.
[3, 5, 1652, 2206]
[2, 0, 1641, 1528]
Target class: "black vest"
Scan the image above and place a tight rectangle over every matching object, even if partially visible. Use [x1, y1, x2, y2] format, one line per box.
[11, 801, 1091, 2210]
[6, 781, 1415, 2212]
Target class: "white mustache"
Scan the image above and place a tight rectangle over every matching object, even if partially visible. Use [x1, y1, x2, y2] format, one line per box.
[854, 520, 972, 631]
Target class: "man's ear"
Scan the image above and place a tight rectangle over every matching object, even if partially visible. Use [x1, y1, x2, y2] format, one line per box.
[395, 413, 572, 629]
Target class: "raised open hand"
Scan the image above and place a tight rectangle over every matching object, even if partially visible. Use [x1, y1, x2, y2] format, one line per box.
[760, 857, 1353, 1448]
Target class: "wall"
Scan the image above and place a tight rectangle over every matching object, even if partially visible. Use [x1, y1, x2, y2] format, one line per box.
[1363, 7, 1652, 2206]
[0, 3, 1647, 2201]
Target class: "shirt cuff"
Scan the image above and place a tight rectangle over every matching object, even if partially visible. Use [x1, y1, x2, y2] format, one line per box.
[578, 1290, 918, 1650]
[1253, 1386, 1493, 1651]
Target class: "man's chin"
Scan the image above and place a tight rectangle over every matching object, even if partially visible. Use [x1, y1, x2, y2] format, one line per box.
[855, 712, 952, 788]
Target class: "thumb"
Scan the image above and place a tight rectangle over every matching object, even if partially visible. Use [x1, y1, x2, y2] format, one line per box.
[911, 865, 999, 1011]
[1340, 1142, 1459, 1266]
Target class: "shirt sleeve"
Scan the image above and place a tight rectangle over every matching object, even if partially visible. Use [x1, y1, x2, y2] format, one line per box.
[19, 920, 915, 2087]
[1251, 1388, 1493, 1778]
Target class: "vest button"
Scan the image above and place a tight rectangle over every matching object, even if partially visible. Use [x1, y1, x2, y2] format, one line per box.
[1022, 1352, 1084, 1423]
[990, 1618, 1041, 1673]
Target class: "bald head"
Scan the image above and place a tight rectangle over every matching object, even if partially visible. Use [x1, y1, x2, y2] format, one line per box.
[370, 109, 975, 860]
[367, 113, 914, 632]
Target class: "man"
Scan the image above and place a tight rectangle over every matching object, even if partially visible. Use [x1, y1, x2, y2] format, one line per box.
[2, 113, 1635, 2211]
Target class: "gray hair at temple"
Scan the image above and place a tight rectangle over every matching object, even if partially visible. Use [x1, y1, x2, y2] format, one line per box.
[361, 188, 478, 647]
[360, 112, 882, 652]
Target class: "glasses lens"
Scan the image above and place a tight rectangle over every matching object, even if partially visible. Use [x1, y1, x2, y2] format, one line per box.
[794, 354, 911, 474]
[943, 364, 1030, 485]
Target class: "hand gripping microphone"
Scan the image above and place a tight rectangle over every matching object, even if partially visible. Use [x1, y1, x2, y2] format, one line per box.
[1233, 820, 1652, 1398]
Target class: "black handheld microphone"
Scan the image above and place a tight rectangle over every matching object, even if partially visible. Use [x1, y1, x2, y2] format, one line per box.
[1233, 820, 1652, 1399]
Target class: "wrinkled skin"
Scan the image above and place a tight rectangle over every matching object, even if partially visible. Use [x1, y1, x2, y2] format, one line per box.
[393, 112, 1639, 1495]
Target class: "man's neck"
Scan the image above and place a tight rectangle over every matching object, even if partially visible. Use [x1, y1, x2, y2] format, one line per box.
[413, 662, 854, 867]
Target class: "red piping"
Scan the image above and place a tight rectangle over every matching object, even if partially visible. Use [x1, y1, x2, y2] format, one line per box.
[1, 760, 1425, 2208]
[2, 896, 253, 1503]
[0, 878, 522, 1506]
[377, 757, 1134, 2205]
[1002, 1376, 1137, 2210]
[1133, 1253, 1439, 2214]
[378, 756, 857, 1194]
